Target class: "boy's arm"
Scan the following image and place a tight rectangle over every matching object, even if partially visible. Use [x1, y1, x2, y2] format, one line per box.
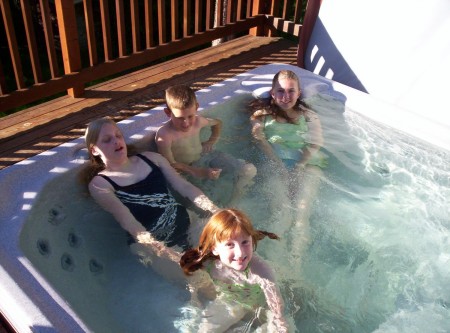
[155, 128, 195, 175]
[156, 124, 221, 179]
[202, 117, 222, 153]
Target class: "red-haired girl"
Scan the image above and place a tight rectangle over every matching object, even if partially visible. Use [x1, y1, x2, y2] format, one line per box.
[179, 209, 288, 332]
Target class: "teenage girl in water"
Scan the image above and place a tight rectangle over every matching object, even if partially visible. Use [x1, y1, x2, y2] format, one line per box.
[250, 70, 327, 252]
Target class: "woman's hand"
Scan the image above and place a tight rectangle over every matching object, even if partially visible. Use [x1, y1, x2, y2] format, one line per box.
[136, 231, 181, 262]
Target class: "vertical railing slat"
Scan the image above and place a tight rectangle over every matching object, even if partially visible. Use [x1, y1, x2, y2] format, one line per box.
[205, 0, 212, 30]
[294, 0, 303, 23]
[195, 0, 201, 33]
[157, 0, 166, 44]
[226, 0, 232, 24]
[145, 0, 154, 48]
[236, 0, 242, 21]
[282, 0, 288, 19]
[214, 0, 223, 27]
[100, 0, 113, 61]
[246, 0, 251, 18]
[0, 60, 7, 95]
[1, 0, 26, 89]
[183, 0, 189, 37]
[131, 0, 141, 52]
[20, 0, 42, 83]
[54, 0, 83, 97]
[83, 0, 98, 66]
[39, 0, 59, 78]
[171, 0, 179, 41]
[116, 0, 127, 57]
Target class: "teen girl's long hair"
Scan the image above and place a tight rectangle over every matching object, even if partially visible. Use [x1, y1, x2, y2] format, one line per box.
[179, 209, 279, 276]
[249, 70, 309, 123]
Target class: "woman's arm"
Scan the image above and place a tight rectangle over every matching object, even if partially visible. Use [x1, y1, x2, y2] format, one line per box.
[142, 151, 219, 214]
[89, 177, 147, 237]
[88, 176, 169, 253]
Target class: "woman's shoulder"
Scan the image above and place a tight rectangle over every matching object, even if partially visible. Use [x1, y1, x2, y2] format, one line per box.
[138, 151, 164, 163]
[88, 173, 114, 194]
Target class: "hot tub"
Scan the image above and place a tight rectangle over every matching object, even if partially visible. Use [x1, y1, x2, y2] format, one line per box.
[1, 64, 449, 332]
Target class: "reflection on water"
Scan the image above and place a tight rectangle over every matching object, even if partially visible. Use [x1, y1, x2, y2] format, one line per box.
[20, 93, 450, 332]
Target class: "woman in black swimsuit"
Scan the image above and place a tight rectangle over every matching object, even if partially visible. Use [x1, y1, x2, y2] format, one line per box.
[82, 118, 218, 255]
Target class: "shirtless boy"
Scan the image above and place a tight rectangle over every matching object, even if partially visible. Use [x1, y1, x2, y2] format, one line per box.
[156, 85, 256, 206]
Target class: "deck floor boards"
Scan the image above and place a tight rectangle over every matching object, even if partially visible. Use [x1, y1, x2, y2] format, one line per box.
[0, 36, 298, 170]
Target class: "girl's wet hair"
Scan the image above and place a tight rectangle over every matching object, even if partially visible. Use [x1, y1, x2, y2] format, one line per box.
[179, 209, 279, 275]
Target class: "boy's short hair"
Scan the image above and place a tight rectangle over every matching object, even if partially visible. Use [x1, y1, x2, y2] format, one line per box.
[165, 85, 198, 110]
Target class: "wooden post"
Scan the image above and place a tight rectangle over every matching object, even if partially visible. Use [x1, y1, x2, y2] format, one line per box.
[249, 0, 269, 36]
[297, 0, 322, 68]
[54, 0, 84, 97]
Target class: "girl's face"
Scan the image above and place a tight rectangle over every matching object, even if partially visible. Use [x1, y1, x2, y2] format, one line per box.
[91, 123, 127, 162]
[271, 77, 301, 110]
[212, 231, 253, 271]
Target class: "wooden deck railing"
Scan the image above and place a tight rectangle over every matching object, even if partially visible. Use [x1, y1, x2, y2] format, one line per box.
[0, 0, 314, 114]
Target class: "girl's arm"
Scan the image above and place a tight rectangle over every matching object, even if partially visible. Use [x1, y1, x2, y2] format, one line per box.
[250, 113, 284, 165]
[298, 109, 324, 169]
[142, 151, 219, 214]
[250, 256, 289, 333]
[187, 269, 217, 306]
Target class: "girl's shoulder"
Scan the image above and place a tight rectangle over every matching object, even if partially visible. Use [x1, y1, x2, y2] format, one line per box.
[248, 255, 275, 281]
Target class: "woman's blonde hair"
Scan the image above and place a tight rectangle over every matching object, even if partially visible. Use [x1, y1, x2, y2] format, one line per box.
[180, 209, 279, 275]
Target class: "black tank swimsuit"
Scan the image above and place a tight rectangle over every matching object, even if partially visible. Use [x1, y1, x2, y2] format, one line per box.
[99, 154, 191, 250]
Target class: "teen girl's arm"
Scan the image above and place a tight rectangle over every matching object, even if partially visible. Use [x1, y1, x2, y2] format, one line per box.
[250, 255, 289, 333]
[143, 151, 219, 214]
[88, 177, 172, 256]
[297, 109, 324, 170]
[250, 112, 281, 162]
